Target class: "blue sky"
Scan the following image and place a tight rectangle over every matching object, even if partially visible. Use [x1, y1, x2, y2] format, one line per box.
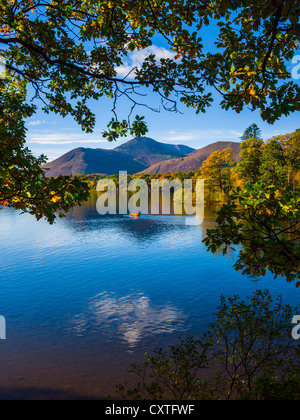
[24, 39, 300, 162]
[26, 83, 300, 163]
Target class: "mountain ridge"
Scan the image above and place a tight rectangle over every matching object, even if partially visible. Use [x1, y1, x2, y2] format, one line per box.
[139, 141, 241, 174]
[113, 137, 187, 167]
[43, 147, 146, 177]
[43, 138, 240, 177]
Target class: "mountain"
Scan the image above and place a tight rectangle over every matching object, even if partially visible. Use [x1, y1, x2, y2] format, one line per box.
[139, 141, 241, 174]
[43, 137, 193, 177]
[113, 137, 186, 167]
[163, 143, 196, 155]
[43, 147, 146, 177]
[43, 138, 240, 178]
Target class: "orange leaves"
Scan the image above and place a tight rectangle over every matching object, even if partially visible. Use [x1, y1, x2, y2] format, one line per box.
[50, 194, 62, 203]
[1, 200, 9, 206]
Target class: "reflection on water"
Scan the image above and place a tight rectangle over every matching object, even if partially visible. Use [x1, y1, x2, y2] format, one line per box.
[0, 193, 298, 399]
[69, 292, 186, 349]
[63, 192, 217, 245]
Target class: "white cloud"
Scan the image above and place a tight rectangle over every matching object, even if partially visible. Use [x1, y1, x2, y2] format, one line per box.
[163, 129, 244, 143]
[160, 128, 289, 148]
[27, 132, 108, 145]
[28, 120, 47, 126]
[116, 45, 175, 79]
[164, 131, 199, 142]
[261, 129, 284, 138]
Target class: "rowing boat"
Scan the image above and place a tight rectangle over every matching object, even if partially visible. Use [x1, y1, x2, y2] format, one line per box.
[129, 213, 140, 217]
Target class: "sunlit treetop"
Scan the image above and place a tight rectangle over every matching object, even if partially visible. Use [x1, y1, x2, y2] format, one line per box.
[0, 0, 300, 139]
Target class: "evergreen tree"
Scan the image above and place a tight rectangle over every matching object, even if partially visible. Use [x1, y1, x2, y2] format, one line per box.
[241, 124, 262, 141]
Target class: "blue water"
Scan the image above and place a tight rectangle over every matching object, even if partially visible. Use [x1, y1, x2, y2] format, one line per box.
[0, 196, 298, 399]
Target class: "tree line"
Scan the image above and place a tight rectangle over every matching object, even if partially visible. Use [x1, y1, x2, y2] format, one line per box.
[81, 127, 300, 206]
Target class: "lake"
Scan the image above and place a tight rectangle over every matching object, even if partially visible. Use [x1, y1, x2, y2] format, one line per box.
[0, 193, 298, 399]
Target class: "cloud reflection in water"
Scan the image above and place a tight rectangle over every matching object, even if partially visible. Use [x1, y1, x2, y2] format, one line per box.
[69, 292, 187, 349]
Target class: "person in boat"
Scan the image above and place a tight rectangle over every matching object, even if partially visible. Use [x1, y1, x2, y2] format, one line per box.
[129, 211, 141, 217]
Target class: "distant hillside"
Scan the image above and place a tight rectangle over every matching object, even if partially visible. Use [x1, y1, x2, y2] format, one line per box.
[113, 137, 185, 167]
[43, 147, 146, 177]
[162, 143, 196, 155]
[43, 137, 194, 177]
[43, 138, 240, 178]
[139, 141, 241, 174]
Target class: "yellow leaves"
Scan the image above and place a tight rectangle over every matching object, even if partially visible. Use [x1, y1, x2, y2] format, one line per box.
[249, 87, 256, 96]
[279, 203, 293, 213]
[274, 190, 281, 199]
[247, 84, 259, 101]
[265, 208, 275, 217]
[234, 68, 257, 82]
[50, 192, 61, 203]
[265, 187, 279, 200]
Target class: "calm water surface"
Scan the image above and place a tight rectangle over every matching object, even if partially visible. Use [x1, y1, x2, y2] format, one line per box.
[0, 194, 298, 399]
